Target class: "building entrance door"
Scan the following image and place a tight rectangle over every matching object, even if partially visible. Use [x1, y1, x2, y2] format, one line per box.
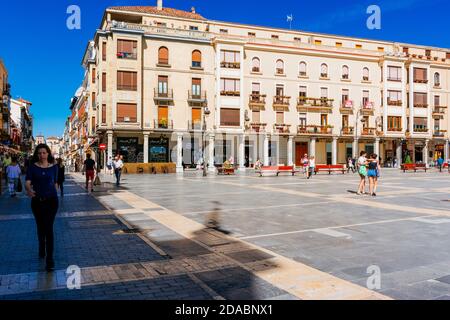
[295, 142, 308, 166]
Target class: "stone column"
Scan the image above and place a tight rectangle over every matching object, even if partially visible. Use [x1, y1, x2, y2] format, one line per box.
[107, 131, 113, 162]
[352, 138, 358, 159]
[332, 136, 338, 165]
[238, 134, 246, 172]
[287, 135, 294, 166]
[263, 134, 269, 166]
[143, 133, 149, 163]
[445, 139, 449, 162]
[176, 133, 183, 173]
[375, 138, 380, 157]
[208, 134, 215, 172]
[396, 141, 402, 166]
[310, 137, 316, 158]
[423, 139, 429, 167]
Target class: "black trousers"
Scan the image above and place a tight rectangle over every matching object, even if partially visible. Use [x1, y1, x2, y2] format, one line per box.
[115, 169, 122, 185]
[58, 182, 64, 196]
[31, 197, 58, 260]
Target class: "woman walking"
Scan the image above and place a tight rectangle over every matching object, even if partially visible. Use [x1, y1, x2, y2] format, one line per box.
[302, 154, 309, 177]
[25, 144, 59, 272]
[307, 156, 315, 179]
[56, 158, 65, 197]
[357, 151, 368, 195]
[6, 156, 21, 197]
[373, 154, 381, 196]
[367, 154, 379, 196]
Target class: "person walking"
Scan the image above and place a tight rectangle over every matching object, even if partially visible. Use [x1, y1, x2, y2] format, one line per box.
[357, 151, 368, 195]
[437, 156, 444, 172]
[56, 158, 65, 197]
[106, 156, 113, 175]
[302, 154, 309, 177]
[367, 154, 379, 196]
[347, 157, 355, 173]
[6, 156, 21, 197]
[25, 144, 59, 272]
[113, 155, 124, 186]
[82, 153, 96, 193]
[307, 156, 315, 179]
[373, 154, 381, 196]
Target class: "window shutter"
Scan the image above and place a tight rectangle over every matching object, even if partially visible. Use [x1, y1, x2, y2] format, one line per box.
[117, 103, 137, 122]
[102, 42, 107, 61]
[192, 108, 201, 122]
[159, 47, 169, 63]
[102, 104, 106, 123]
[192, 50, 201, 63]
[192, 78, 201, 86]
[92, 68, 96, 83]
[102, 73, 106, 92]
[158, 106, 168, 122]
[220, 108, 240, 126]
[276, 112, 284, 124]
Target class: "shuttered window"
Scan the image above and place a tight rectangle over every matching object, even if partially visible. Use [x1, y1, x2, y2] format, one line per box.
[117, 103, 137, 122]
[192, 50, 201, 67]
[158, 47, 169, 64]
[117, 71, 137, 91]
[102, 42, 107, 61]
[158, 76, 168, 94]
[413, 93, 427, 105]
[276, 112, 284, 124]
[117, 40, 137, 59]
[192, 108, 201, 123]
[413, 68, 427, 82]
[102, 73, 106, 92]
[192, 78, 201, 96]
[220, 108, 240, 126]
[92, 92, 96, 107]
[158, 106, 168, 123]
[91, 117, 96, 131]
[92, 68, 96, 84]
[102, 104, 106, 124]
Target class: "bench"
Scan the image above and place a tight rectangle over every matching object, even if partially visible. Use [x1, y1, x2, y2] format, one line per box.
[314, 164, 346, 175]
[217, 167, 235, 175]
[401, 163, 427, 172]
[258, 165, 297, 176]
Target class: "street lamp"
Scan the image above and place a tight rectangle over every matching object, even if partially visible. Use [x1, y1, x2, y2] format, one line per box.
[202, 108, 210, 177]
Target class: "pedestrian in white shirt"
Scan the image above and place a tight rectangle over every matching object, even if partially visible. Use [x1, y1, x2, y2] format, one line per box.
[6, 156, 22, 197]
[112, 155, 124, 186]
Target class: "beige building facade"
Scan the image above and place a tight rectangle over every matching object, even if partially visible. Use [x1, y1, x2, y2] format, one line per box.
[74, 2, 450, 172]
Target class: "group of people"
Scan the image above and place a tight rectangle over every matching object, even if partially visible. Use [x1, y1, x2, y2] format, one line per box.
[106, 155, 124, 186]
[356, 151, 381, 196]
[301, 154, 316, 179]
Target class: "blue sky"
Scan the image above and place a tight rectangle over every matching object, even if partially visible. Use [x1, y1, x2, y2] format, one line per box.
[1, 0, 449, 138]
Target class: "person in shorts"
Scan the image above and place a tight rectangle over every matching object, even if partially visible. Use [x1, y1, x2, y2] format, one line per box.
[83, 153, 96, 192]
[357, 151, 368, 195]
[367, 154, 379, 196]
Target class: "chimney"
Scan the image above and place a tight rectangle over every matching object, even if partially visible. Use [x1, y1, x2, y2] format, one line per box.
[157, 0, 163, 10]
[191, 6, 196, 14]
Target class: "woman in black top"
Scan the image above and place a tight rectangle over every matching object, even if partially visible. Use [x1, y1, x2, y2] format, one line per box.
[25, 144, 59, 272]
[56, 158, 65, 197]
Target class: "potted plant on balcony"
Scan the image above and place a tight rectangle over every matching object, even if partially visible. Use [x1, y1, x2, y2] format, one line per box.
[160, 118, 168, 128]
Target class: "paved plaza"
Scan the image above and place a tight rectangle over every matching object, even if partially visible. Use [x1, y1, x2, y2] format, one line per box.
[0, 169, 450, 300]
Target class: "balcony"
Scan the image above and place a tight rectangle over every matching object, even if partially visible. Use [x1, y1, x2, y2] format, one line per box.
[154, 89, 174, 104]
[220, 90, 240, 97]
[298, 125, 333, 135]
[220, 61, 240, 69]
[249, 122, 267, 133]
[341, 126, 354, 135]
[248, 94, 266, 110]
[273, 96, 290, 111]
[387, 99, 402, 107]
[413, 127, 429, 134]
[361, 127, 376, 137]
[297, 97, 333, 113]
[188, 120, 204, 131]
[340, 101, 353, 114]
[361, 102, 375, 116]
[433, 106, 446, 119]
[154, 119, 173, 130]
[273, 124, 291, 134]
[433, 130, 447, 138]
[187, 91, 207, 106]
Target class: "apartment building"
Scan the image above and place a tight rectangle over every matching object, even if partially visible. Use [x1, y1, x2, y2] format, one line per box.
[0, 59, 11, 144]
[72, 1, 450, 171]
[9, 98, 33, 153]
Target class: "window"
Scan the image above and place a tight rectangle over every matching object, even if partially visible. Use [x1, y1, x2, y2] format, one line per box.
[276, 85, 284, 97]
[102, 42, 107, 61]
[220, 108, 240, 126]
[387, 90, 402, 105]
[191, 108, 201, 127]
[220, 78, 240, 96]
[117, 71, 137, 91]
[342, 115, 349, 127]
[117, 40, 137, 59]
[219, 29, 228, 34]
[425, 49, 431, 57]
[191, 78, 201, 97]
[299, 86, 307, 98]
[248, 32, 256, 37]
[116, 103, 137, 122]
[314, 40, 322, 45]
[320, 114, 328, 126]
[434, 72, 440, 86]
[158, 76, 169, 95]
[435, 95, 440, 107]
[387, 66, 402, 81]
[403, 47, 409, 54]
[320, 87, 328, 98]
[363, 67, 369, 81]
[271, 35, 279, 39]
[252, 57, 260, 73]
[342, 65, 349, 79]
[355, 44, 362, 49]
[252, 82, 260, 95]
[192, 50, 202, 68]
[189, 26, 199, 31]
[335, 42, 342, 47]
[299, 61, 307, 76]
[91, 117, 96, 131]
[362, 90, 370, 107]
[413, 68, 427, 83]
[276, 112, 284, 124]
[378, 47, 385, 52]
[158, 106, 169, 128]
[388, 116, 402, 131]
[413, 117, 427, 131]
[299, 113, 307, 127]
[294, 37, 301, 42]
[92, 68, 96, 84]
[102, 73, 106, 92]
[101, 104, 106, 124]
[447, 52, 450, 59]
[220, 50, 240, 68]
[413, 93, 427, 107]
[362, 116, 369, 128]
[341, 89, 349, 106]
[252, 110, 260, 123]
[158, 47, 169, 65]
[320, 64, 328, 78]
[276, 59, 284, 74]
[92, 92, 96, 107]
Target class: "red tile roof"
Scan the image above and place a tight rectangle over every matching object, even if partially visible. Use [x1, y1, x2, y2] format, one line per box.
[108, 6, 206, 21]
